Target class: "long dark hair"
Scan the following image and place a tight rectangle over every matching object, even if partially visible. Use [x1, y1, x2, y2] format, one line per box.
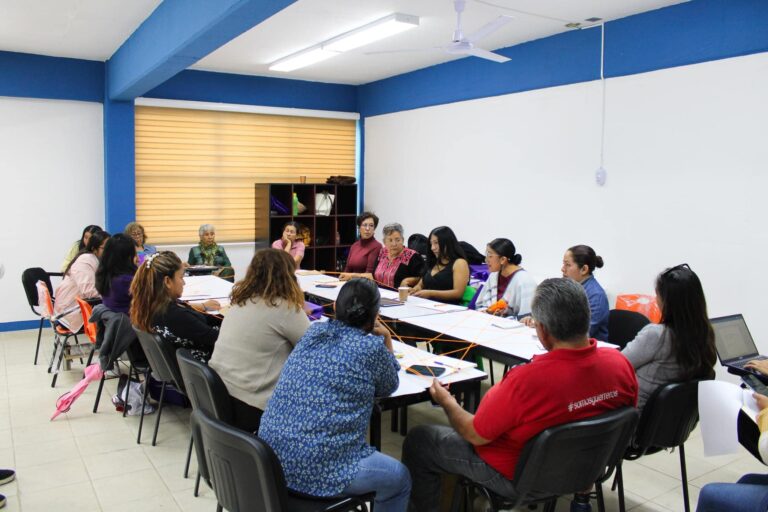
[656, 264, 716, 380]
[427, 226, 466, 269]
[568, 245, 604, 274]
[65, 230, 110, 276]
[488, 238, 522, 266]
[96, 234, 137, 296]
[77, 225, 103, 250]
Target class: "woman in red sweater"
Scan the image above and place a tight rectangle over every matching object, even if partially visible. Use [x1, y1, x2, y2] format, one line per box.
[341, 212, 382, 276]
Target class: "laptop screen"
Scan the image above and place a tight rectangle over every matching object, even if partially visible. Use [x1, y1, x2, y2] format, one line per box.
[712, 314, 759, 362]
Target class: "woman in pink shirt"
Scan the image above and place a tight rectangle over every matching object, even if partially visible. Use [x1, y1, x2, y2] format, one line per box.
[54, 230, 110, 331]
[272, 221, 305, 268]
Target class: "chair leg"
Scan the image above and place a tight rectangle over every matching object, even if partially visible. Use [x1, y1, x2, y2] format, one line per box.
[596, 481, 606, 512]
[93, 374, 106, 413]
[137, 370, 151, 444]
[184, 434, 193, 478]
[34, 317, 44, 365]
[216, 504, 223, 512]
[50, 338, 68, 387]
[194, 472, 201, 497]
[489, 359, 495, 385]
[85, 345, 96, 367]
[543, 499, 557, 512]
[152, 381, 167, 446]
[679, 444, 690, 512]
[48, 333, 60, 373]
[124, 363, 133, 418]
[616, 462, 627, 512]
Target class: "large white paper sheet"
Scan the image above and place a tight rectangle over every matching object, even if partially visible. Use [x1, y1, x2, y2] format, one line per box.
[699, 380, 759, 456]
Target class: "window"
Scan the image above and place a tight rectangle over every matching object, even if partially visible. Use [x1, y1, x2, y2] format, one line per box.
[134, 106, 356, 244]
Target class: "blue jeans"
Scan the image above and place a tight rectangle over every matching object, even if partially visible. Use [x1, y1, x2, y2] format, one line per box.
[342, 450, 411, 512]
[697, 474, 768, 512]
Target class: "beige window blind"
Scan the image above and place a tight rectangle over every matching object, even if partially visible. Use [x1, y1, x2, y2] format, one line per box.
[135, 106, 356, 244]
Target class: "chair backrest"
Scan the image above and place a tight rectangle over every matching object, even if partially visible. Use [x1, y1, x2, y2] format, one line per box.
[633, 381, 700, 453]
[75, 297, 98, 343]
[35, 280, 55, 319]
[176, 348, 232, 423]
[608, 309, 651, 349]
[190, 409, 289, 512]
[133, 327, 186, 392]
[513, 407, 639, 501]
[22, 267, 53, 310]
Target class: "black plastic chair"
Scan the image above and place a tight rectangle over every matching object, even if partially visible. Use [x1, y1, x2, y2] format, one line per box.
[614, 381, 701, 512]
[451, 407, 640, 512]
[608, 310, 650, 349]
[176, 348, 234, 497]
[190, 409, 374, 512]
[21, 267, 62, 365]
[134, 327, 188, 446]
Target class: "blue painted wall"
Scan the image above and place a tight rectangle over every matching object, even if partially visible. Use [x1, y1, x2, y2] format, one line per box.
[145, 69, 358, 112]
[0, 51, 104, 102]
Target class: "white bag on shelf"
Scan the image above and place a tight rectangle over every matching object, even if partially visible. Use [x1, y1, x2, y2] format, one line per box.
[315, 192, 335, 216]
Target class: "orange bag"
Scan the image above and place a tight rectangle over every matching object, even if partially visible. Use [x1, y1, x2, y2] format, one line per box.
[615, 294, 661, 323]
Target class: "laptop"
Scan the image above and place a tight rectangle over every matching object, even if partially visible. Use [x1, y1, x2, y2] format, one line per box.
[712, 314, 768, 376]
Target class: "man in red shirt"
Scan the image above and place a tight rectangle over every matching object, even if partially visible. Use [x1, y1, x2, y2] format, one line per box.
[402, 277, 638, 512]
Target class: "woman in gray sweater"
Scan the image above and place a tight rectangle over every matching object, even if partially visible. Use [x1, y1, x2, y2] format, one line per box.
[622, 264, 716, 409]
[209, 249, 309, 432]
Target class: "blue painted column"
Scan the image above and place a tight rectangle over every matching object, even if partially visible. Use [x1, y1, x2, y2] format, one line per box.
[103, 67, 135, 233]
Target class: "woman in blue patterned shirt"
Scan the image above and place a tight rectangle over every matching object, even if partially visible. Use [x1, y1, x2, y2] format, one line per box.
[259, 278, 411, 511]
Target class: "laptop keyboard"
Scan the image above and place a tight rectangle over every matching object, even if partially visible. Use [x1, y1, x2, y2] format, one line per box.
[732, 355, 768, 368]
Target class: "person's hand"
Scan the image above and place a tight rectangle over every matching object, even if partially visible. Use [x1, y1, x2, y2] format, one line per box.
[521, 317, 535, 327]
[282, 237, 292, 250]
[203, 299, 221, 311]
[183, 262, 191, 268]
[428, 378, 454, 408]
[372, 319, 390, 338]
[412, 289, 432, 299]
[745, 359, 768, 376]
[755, 393, 768, 411]
[339, 273, 353, 281]
[491, 307, 508, 317]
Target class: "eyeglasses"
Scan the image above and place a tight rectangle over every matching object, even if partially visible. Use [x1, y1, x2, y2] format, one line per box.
[661, 263, 691, 276]
[360, 223, 375, 229]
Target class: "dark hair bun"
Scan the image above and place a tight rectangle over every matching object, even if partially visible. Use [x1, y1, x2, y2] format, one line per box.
[512, 254, 523, 265]
[595, 256, 604, 269]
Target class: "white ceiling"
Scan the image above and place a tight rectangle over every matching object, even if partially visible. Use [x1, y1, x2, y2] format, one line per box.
[0, 0, 162, 61]
[0, 0, 688, 85]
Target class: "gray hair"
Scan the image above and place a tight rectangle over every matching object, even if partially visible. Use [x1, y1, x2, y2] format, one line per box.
[198, 224, 215, 236]
[531, 278, 591, 342]
[382, 223, 404, 238]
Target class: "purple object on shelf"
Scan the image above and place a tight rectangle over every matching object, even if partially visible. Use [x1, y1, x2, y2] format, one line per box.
[469, 264, 489, 282]
[271, 196, 290, 215]
[305, 301, 324, 321]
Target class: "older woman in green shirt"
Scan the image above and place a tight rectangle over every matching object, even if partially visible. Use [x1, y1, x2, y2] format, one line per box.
[187, 224, 234, 281]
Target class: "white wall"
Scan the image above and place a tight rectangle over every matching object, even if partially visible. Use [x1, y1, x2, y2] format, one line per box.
[0, 97, 104, 325]
[364, 52, 768, 368]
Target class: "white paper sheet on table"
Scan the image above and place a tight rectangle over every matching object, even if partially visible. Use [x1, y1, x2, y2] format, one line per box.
[699, 380, 759, 456]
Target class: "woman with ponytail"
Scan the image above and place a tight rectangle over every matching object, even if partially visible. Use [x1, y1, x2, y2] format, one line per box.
[129, 251, 220, 362]
[474, 238, 537, 318]
[561, 244, 610, 341]
[259, 278, 411, 512]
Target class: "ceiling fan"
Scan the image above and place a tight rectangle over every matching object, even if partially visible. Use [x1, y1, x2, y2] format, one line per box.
[367, 0, 513, 63]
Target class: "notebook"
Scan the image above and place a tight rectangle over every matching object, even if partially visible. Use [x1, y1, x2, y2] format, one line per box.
[712, 314, 768, 376]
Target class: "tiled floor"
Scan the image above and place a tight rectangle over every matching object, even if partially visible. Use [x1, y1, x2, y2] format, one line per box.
[0, 329, 764, 511]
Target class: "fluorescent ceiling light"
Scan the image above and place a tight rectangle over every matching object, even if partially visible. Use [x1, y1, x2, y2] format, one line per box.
[324, 13, 419, 53]
[269, 46, 336, 72]
[269, 13, 419, 72]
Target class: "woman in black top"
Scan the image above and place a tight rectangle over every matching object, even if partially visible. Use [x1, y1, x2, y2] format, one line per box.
[130, 251, 221, 362]
[410, 226, 469, 305]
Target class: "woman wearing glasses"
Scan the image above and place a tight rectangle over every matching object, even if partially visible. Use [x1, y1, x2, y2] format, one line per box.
[622, 264, 716, 409]
[341, 212, 382, 276]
